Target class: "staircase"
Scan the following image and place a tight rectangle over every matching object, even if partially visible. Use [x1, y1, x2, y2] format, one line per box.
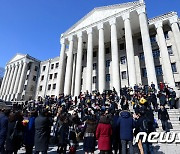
[155, 109, 180, 133]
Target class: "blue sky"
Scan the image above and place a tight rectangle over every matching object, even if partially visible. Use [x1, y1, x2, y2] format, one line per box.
[0, 0, 179, 68]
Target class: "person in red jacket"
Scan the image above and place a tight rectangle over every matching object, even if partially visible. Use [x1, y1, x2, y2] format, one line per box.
[96, 115, 112, 154]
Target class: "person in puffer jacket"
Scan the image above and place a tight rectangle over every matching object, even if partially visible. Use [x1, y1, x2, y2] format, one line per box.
[116, 110, 136, 154]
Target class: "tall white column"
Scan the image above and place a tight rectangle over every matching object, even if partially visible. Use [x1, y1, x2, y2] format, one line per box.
[74, 32, 83, 96]
[5, 65, 15, 95]
[155, 21, 175, 88]
[13, 62, 23, 94]
[0, 67, 8, 96]
[71, 54, 77, 96]
[86, 28, 93, 93]
[56, 38, 66, 96]
[1, 66, 11, 96]
[97, 23, 106, 93]
[17, 62, 27, 94]
[64, 36, 74, 95]
[169, 16, 180, 59]
[122, 13, 137, 87]
[137, 7, 158, 88]
[109, 18, 121, 94]
[9, 63, 19, 95]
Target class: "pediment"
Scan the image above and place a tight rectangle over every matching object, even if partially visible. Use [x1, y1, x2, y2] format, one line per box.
[8, 53, 26, 64]
[64, 1, 139, 35]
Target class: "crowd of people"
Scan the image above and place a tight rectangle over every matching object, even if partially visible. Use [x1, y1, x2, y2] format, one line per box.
[0, 82, 179, 154]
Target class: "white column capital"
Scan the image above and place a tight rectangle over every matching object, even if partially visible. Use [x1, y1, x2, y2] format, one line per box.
[109, 18, 116, 26]
[60, 38, 65, 44]
[22, 61, 28, 64]
[122, 12, 130, 21]
[68, 35, 74, 42]
[169, 15, 178, 24]
[87, 27, 93, 34]
[97, 23, 104, 30]
[154, 21, 163, 29]
[77, 31, 83, 38]
[137, 6, 146, 15]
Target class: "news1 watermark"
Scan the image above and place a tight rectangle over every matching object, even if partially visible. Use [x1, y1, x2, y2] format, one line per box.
[135, 132, 180, 143]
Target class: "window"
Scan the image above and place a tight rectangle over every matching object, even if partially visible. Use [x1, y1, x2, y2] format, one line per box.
[54, 73, 58, 79]
[106, 74, 110, 82]
[93, 51, 97, 57]
[35, 66, 38, 71]
[24, 85, 27, 90]
[175, 82, 180, 88]
[51, 64, 54, 69]
[49, 74, 53, 80]
[106, 47, 110, 54]
[93, 63, 97, 70]
[139, 53, 145, 61]
[26, 75, 29, 80]
[121, 71, 127, 79]
[39, 86, 42, 91]
[55, 63, 59, 68]
[164, 31, 169, 39]
[53, 84, 56, 90]
[155, 66, 163, 76]
[82, 54, 84, 60]
[167, 46, 173, 55]
[120, 43, 125, 50]
[152, 49, 160, 58]
[43, 66, 46, 71]
[27, 63, 32, 70]
[33, 76, 37, 81]
[120, 56, 126, 64]
[106, 60, 110, 67]
[138, 38, 142, 45]
[41, 75, 44, 81]
[171, 63, 177, 73]
[48, 84, 51, 90]
[150, 35, 156, 43]
[93, 76, 96, 83]
[141, 68, 147, 78]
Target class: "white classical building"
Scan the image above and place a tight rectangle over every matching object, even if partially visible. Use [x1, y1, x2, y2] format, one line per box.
[0, 54, 40, 101]
[55, 0, 180, 97]
[1, 0, 180, 101]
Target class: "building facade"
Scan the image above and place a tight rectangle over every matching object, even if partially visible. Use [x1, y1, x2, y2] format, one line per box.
[0, 54, 40, 101]
[0, 0, 180, 101]
[35, 57, 60, 99]
[56, 0, 180, 97]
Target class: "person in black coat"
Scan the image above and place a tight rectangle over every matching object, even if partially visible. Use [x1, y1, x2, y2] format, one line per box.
[34, 110, 51, 154]
[83, 117, 97, 154]
[0, 109, 10, 153]
[57, 113, 69, 154]
[157, 92, 167, 106]
[6, 111, 24, 154]
[158, 105, 170, 132]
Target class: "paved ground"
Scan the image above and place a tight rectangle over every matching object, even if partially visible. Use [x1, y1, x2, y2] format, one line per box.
[18, 142, 180, 154]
